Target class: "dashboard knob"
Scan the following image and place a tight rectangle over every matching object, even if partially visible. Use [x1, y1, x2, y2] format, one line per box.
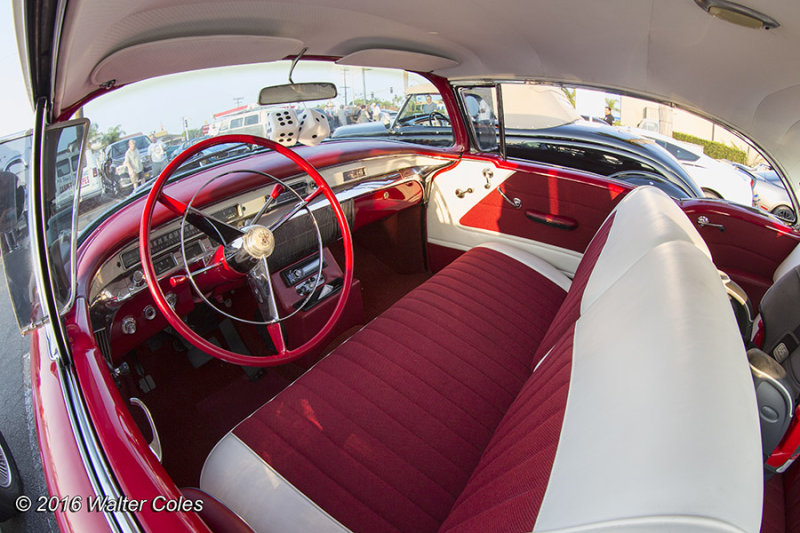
[121, 316, 137, 335]
[165, 292, 178, 309]
[132, 270, 145, 287]
[143, 305, 157, 320]
[292, 269, 303, 279]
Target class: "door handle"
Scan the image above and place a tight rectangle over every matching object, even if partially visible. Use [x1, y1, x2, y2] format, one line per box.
[525, 209, 578, 230]
[697, 215, 725, 232]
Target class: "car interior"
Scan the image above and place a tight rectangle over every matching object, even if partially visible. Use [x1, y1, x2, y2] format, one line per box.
[68, 93, 800, 531]
[16, 1, 800, 531]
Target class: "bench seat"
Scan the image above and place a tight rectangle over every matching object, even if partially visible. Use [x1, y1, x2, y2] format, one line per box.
[201, 187, 762, 533]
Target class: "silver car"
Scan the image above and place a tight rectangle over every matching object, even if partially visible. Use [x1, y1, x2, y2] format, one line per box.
[733, 164, 796, 224]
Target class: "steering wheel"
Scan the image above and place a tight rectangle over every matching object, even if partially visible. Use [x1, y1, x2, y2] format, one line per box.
[427, 111, 451, 126]
[139, 134, 353, 367]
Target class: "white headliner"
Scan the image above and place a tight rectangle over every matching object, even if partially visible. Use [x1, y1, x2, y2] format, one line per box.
[45, 0, 800, 186]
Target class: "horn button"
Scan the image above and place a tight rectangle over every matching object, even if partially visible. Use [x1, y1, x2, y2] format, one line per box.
[242, 226, 276, 259]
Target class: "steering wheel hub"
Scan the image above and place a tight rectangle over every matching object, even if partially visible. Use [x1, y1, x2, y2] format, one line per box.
[242, 225, 275, 259]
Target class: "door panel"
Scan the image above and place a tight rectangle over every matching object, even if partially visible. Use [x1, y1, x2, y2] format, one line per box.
[427, 155, 630, 275]
[680, 199, 800, 308]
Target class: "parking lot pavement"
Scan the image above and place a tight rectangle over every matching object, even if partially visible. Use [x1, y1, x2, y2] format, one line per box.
[0, 264, 56, 532]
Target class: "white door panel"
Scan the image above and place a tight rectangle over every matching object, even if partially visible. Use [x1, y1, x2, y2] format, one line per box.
[427, 159, 581, 275]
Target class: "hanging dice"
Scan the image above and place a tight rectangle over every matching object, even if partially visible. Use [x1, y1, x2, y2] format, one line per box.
[297, 108, 331, 146]
[265, 109, 300, 147]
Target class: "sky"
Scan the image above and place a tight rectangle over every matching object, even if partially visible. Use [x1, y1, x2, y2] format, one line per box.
[0, 3, 34, 138]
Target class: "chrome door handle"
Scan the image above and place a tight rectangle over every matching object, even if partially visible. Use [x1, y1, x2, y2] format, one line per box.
[697, 216, 725, 232]
[455, 187, 473, 199]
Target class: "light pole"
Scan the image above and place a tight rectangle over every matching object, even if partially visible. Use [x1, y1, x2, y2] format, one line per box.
[342, 68, 349, 105]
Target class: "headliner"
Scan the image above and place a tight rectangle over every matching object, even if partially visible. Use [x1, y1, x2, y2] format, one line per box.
[26, 0, 800, 187]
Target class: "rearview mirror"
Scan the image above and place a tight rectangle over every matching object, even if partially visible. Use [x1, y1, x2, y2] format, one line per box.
[258, 83, 338, 105]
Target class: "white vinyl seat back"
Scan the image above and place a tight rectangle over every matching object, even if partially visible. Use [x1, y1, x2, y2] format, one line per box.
[581, 186, 712, 312]
[534, 241, 762, 533]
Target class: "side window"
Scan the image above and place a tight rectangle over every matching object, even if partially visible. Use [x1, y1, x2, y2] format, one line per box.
[230, 118, 243, 129]
[458, 86, 499, 152]
[0, 132, 35, 330]
[244, 114, 259, 126]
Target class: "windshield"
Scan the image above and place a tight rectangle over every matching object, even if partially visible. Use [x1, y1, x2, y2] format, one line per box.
[79, 61, 448, 237]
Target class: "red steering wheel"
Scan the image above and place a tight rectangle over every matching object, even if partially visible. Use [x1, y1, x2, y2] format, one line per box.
[139, 134, 353, 366]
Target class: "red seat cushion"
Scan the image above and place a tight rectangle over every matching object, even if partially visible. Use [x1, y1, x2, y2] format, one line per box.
[762, 460, 800, 533]
[439, 325, 574, 533]
[232, 247, 567, 532]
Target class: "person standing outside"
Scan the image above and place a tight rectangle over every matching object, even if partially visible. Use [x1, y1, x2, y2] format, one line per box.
[148, 134, 167, 178]
[603, 106, 615, 126]
[422, 95, 437, 114]
[124, 139, 144, 189]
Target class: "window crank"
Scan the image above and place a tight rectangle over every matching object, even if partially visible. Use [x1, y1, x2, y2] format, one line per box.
[455, 187, 473, 199]
[498, 188, 522, 209]
[697, 215, 725, 232]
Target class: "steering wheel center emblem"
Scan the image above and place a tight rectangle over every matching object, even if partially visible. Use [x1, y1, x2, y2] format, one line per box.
[242, 225, 275, 259]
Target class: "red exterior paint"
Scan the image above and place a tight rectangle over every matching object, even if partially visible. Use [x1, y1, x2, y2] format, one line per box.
[65, 300, 212, 532]
[680, 199, 800, 308]
[31, 330, 112, 533]
[458, 161, 629, 254]
[140, 135, 355, 367]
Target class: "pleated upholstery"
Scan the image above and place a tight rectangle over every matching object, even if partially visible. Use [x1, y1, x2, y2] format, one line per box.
[533, 213, 613, 366]
[761, 460, 800, 533]
[233, 247, 568, 532]
[761, 474, 785, 533]
[439, 326, 574, 533]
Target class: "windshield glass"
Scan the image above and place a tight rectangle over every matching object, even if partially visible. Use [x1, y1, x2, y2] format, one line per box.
[79, 61, 449, 236]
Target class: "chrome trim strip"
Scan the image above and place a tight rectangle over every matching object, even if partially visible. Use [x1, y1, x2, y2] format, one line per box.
[31, 99, 138, 531]
[49, 0, 68, 107]
[61, 118, 91, 315]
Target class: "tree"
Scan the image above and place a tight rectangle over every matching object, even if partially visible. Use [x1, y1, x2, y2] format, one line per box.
[604, 97, 619, 114]
[561, 88, 577, 108]
[100, 125, 125, 146]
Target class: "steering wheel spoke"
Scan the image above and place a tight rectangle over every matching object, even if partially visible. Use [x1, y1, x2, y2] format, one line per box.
[160, 193, 243, 245]
[266, 323, 287, 355]
[247, 258, 281, 322]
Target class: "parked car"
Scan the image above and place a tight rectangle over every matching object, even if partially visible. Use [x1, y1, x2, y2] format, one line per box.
[625, 127, 754, 206]
[101, 134, 153, 196]
[5, 2, 800, 533]
[336, 85, 702, 199]
[737, 166, 797, 224]
[78, 148, 103, 205]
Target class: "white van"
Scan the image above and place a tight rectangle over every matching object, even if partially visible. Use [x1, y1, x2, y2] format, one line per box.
[218, 109, 270, 137]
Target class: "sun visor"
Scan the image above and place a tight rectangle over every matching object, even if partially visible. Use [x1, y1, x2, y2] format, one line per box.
[91, 35, 304, 88]
[336, 49, 458, 72]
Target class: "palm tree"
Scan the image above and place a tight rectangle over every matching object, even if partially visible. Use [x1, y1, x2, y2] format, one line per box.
[561, 87, 577, 108]
[100, 125, 125, 146]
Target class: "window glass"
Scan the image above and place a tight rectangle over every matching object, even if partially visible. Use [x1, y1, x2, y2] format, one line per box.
[0, 132, 36, 330]
[458, 86, 499, 152]
[79, 62, 454, 237]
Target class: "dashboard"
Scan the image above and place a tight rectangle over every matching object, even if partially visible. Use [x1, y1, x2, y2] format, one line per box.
[86, 150, 452, 362]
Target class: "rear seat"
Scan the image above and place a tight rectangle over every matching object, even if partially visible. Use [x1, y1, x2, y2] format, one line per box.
[200, 187, 762, 533]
